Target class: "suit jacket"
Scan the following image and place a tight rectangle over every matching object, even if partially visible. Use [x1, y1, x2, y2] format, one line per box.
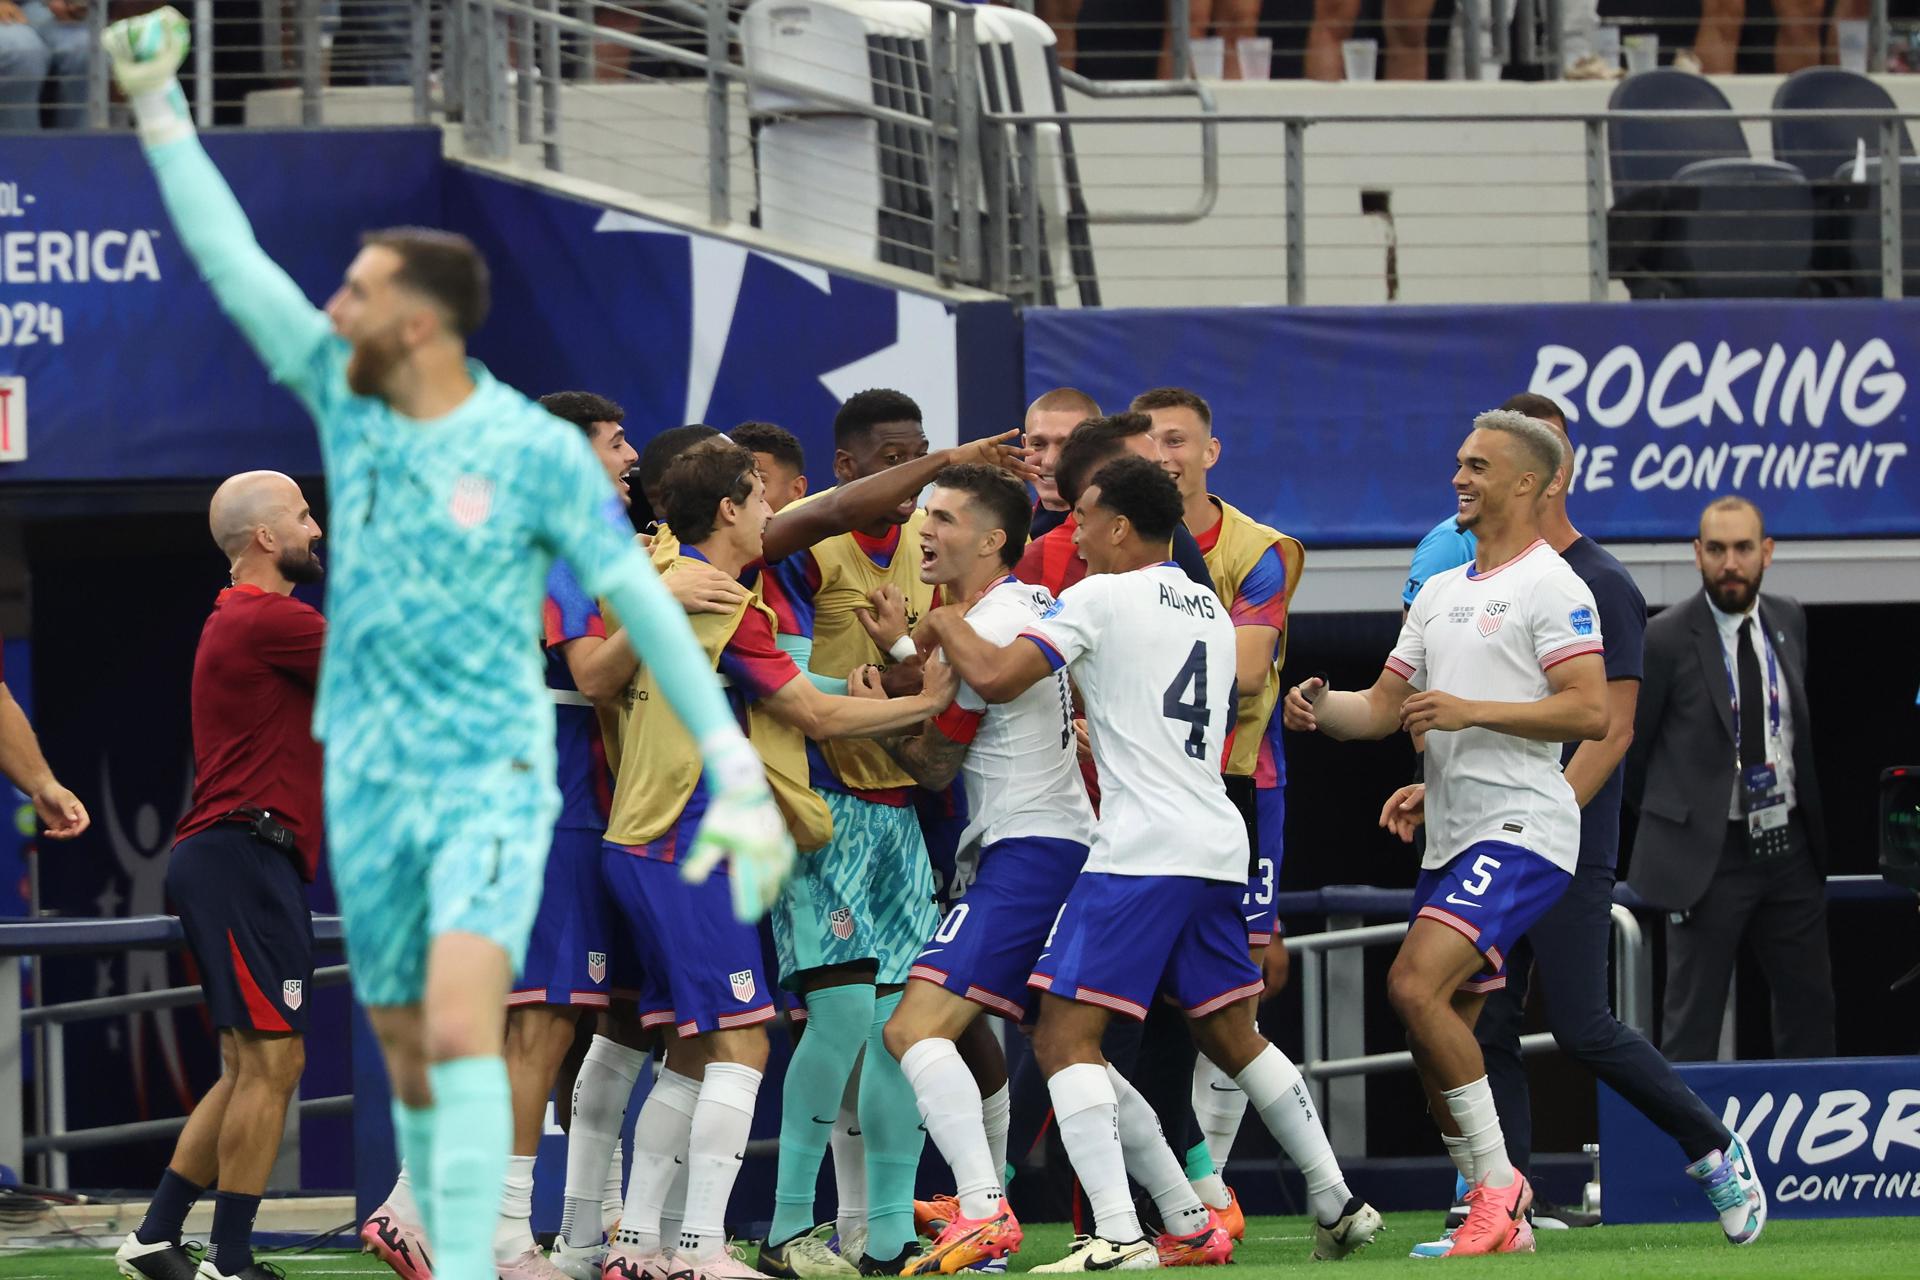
[1625, 590, 1826, 910]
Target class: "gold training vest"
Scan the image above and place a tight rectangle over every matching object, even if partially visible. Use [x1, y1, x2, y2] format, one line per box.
[796, 502, 935, 791]
[602, 558, 833, 852]
[1202, 498, 1307, 780]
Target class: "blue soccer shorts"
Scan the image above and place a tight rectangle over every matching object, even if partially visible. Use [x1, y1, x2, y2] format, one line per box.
[513, 825, 644, 1008]
[328, 757, 560, 1007]
[602, 841, 774, 1038]
[168, 825, 314, 1033]
[1029, 872, 1263, 1021]
[772, 788, 939, 988]
[908, 836, 1087, 1021]
[1411, 840, 1573, 994]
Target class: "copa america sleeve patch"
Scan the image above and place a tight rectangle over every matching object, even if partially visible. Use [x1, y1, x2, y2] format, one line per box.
[1570, 607, 1595, 636]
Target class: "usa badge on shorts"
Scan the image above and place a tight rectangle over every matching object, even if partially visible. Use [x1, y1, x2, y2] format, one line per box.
[1477, 600, 1510, 637]
[449, 474, 495, 528]
[729, 969, 757, 1003]
[829, 907, 856, 941]
[282, 979, 303, 1011]
[587, 951, 608, 984]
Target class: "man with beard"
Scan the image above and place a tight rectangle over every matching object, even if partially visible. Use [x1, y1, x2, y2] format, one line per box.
[116, 472, 327, 1280]
[1627, 497, 1834, 1061]
[108, 18, 790, 1280]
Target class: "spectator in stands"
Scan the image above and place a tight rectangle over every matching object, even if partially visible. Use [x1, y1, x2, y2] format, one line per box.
[1306, 0, 1434, 79]
[0, 633, 89, 838]
[1626, 496, 1836, 1060]
[1177, 0, 1263, 77]
[1691, 0, 1828, 74]
[0, 2, 90, 131]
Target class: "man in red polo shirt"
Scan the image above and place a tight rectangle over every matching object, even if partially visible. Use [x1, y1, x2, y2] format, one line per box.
[116, 470, 326, 1280]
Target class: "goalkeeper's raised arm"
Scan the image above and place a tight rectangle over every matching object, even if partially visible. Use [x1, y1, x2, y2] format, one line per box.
[105, 7, 333, 398]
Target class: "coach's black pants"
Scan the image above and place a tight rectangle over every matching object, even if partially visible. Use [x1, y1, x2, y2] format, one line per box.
[1476, 859, 1728, 1173]
[1661, 814, 1836, 1062]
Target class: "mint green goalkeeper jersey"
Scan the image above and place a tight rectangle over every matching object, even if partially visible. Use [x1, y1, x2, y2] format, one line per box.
[146, 136, 738, 785]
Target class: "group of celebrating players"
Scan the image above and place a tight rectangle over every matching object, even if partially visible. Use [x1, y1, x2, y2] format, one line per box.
[95, 9, 1771, 1280]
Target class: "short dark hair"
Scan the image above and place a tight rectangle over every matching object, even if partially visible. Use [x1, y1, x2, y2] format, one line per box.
[540, 391, 626, 437]
[1027, 387, 1102, 419]
[361, 227, 491, 336]
[730, 421, 806, 474]
[638, 424, 723, 509]
[1499, 392, 1567, 428]
[1085, 455, 1183, 544]
[1055, 412, 1154, 508]
[1129, 386, 1211, 429]
[661, 440, 759, 545]
[834, 388, 923, 446]
[931, 464, 1031, 569]
[1700, 494, 1766, 540]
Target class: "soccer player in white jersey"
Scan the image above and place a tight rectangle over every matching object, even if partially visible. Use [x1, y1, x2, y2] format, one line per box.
[922, 457, 1380, 1271]
[849, 465, 1095, 1276]
[1283, 409, 1610, 1258]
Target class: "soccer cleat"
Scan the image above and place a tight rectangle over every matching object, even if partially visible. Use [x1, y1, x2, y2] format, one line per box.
[1686, 1133, 1767, 1246]
[361, 1206, 434, 1280]
[116, 1234, 203, 1280]
[757, 1229, 856, 1279]
[498, 1248, 570, 1280]
[1411, 1218, 1533, 1259]
[1447, 1174, 1533, 1258]
[1031, 1236, 1158, 1273]
[914, 1196, 961, 1240]
[855, 1246, 917, 1277]
[1214, 1189, 1244, 1243]
[836, 1228, 867, 1267]
[1311, 1197, 1383, 1261]
[1153, 1210, 1231, 1268]
[902, 1201, 1024, 1276]
[602, 1247, 673, 1280]
[552, 1238, 609, 1280]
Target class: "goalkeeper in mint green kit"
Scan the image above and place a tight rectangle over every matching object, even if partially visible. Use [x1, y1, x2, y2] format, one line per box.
[104, 14, 796, 1280]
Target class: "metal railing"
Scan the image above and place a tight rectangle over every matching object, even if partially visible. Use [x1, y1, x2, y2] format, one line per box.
[0, 914, 347, 1188]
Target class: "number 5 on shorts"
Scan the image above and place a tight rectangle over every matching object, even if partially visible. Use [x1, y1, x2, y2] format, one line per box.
[1446, 852, 1503, 908]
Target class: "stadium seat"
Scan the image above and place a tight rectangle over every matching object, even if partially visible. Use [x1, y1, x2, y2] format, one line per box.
[1770, 67, 1915, 185]
[1606, 71, 1814, 299]
[1823, 155, 1920, 297]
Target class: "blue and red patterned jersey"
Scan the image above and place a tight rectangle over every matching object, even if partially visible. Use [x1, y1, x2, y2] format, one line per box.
[543, 560, 613, 829]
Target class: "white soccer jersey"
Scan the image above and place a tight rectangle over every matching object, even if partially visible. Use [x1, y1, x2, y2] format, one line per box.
[943, 578, 1096, 856]
[1021, 563, 1248, 882]
[1389, 539, 1605, 874]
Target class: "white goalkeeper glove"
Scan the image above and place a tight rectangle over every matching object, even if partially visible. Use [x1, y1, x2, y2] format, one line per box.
[681, 734, 796, 922]
[103, 6, 194, 147]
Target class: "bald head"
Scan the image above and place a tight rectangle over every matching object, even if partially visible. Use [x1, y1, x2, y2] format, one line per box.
[210, 471, 324, 587]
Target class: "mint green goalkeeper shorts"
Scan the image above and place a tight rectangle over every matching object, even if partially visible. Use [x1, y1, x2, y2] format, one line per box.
[327, 758, 561, 1006]
[771, 789, 939, 988]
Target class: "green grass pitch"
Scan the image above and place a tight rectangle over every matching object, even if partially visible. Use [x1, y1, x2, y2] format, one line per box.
[7, 1215, 1919, 1278]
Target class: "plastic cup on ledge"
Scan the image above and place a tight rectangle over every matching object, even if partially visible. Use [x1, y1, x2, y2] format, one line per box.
[1236, 36, 1273, 81]
[1190, 36, 1226, 80]
[1341, 38, 1379, 82]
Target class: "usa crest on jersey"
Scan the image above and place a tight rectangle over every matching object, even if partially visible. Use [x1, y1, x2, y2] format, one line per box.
[587, 951, 608, 984]
[729, 969, 756, 1003]
[1477, 600, 1510, 637]
[282, 979, 304, 1010]
[829, 906, 856, 940]
[449, 474, 495, 528]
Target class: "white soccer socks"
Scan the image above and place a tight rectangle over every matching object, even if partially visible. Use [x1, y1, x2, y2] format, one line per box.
[1234, 1045, 1354, 1225]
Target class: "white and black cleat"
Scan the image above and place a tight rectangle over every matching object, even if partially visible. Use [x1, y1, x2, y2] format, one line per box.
[115, 1233, 203, 1280]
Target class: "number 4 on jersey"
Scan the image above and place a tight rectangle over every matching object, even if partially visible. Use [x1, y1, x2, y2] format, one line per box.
[1163, 640, 1211, 760]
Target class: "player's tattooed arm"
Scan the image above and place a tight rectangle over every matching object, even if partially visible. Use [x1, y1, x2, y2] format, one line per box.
[874, 724, 971, 791]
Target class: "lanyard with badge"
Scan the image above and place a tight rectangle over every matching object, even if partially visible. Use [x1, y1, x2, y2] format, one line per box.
[1723, 634, 1791, 861]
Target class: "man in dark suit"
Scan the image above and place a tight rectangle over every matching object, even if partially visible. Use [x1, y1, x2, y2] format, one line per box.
[1627, 496, 1835, 1061]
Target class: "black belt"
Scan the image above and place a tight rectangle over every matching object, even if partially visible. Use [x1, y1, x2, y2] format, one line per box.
[221, 806, 299, 860]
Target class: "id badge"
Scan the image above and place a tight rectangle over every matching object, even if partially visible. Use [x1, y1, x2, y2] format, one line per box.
[1743, 764, 1791, 860]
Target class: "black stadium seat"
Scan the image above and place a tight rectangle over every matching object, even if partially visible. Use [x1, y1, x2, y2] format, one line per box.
[1771, 68, 1918, 296]
[1607, 70, 1815, 299]
[1771, 66, 1915, 184]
